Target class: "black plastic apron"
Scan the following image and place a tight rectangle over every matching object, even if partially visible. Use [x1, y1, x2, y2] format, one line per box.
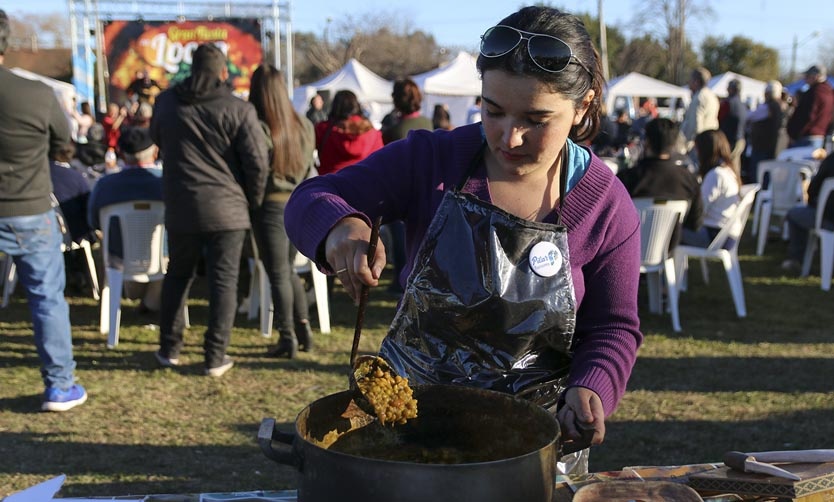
[380, 143, 577, 409]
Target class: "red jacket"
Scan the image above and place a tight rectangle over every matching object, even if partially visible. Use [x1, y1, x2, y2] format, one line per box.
[787, 81, 834, 139]
[315, 116, 383, 175]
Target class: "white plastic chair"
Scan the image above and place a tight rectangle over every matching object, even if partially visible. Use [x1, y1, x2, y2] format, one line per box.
[751, 159, 816, 238]
[98, 200, 187, 348]
[674, 184, 760, 318]
[635, 200, 688, 332]
[755, 161, 814, 256]
[1, 252, 13, 308]
[1, 238, 99, 307]
[248, 253, 331, 338]
[801, 178, 834, 291]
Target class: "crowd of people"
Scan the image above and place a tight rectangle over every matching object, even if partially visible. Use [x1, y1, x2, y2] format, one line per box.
[604, 63, 834, 272]
[2, 7, 833, 479]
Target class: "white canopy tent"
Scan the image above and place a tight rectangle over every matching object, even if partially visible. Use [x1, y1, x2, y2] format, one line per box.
[411, 52, 482, 127]
[293, 59, 393, 127]
[10, 67, 77, 111]
[708, 71, 767, 109]
[605, 72, 691, 120]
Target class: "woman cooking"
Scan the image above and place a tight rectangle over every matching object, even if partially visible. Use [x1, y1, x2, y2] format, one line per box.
[285, 6, 642, 473]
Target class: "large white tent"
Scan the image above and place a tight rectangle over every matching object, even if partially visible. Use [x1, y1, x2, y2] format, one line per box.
[10, 67, 76, 111]
[708, 71, 767, 109]
[293, 59, 393, 127]
[411, 52, 481, 127]
[605, 72, 691, 120]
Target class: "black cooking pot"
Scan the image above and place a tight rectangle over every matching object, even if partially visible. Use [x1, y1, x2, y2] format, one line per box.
[258, 384, 559, 502]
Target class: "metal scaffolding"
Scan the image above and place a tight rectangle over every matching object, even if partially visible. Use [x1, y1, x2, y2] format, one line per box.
[67, 0, 292, 112]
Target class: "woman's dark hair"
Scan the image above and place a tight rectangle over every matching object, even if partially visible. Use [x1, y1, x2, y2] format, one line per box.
[392, 78, 423, 114]
[432, 104, 452, 130]
[249, 64, 310, 179]
[50, 142, 76, 163]
[475, 6, 604, 142]
[328, 90, 363, 122]
[644, 118, 679, 157]
[694, 129, 740, 185]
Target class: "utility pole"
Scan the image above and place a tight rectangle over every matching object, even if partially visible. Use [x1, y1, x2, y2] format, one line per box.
[677, 0, 686, 84]
[790, 31, 820, 81]
[598, 0, 610, 81]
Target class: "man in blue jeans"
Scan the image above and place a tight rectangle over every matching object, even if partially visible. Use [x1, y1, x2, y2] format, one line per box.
[0, 9, 87, 411]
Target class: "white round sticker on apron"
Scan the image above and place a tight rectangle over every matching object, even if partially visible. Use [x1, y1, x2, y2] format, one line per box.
[529, 241, 562, 277]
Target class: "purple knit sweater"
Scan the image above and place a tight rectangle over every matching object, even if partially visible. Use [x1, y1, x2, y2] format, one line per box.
[286, 123, 643, 416]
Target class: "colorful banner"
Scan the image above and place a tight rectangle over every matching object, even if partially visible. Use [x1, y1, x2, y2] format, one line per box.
[102, 19, 263, 105]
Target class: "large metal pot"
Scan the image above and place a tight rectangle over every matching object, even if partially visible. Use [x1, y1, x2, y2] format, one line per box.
[258, 384, 559, 502]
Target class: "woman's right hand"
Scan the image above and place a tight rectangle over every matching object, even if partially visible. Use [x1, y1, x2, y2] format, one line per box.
[325, 216, 387, 303]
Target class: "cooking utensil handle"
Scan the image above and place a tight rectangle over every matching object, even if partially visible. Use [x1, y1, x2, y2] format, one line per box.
[349, 215, 383, 367]
[257, 418, 300, 468]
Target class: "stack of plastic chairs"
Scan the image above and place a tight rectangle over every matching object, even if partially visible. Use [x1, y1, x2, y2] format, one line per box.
[633, 198, 689, 332]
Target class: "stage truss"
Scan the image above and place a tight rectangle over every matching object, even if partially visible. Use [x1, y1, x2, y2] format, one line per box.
[67, 0, 292, 111]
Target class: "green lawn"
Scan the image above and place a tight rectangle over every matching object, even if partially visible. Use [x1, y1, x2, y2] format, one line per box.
[1, 235, 833, 498]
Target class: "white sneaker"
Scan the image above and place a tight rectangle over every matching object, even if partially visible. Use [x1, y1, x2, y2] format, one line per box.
[154, 351, 180, 367]
[781, 259, 801, 273]
[205, 357, 234, 377]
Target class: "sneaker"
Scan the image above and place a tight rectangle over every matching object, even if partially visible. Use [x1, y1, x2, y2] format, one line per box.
[42, 384, 87, 412]
[781, 259, 801, 273]
[154, 351, 180, 367]
[205, 356, 234, 377]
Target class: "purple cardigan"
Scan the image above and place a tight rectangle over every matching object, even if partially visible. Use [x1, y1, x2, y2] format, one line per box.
[286, 124, 643, 416]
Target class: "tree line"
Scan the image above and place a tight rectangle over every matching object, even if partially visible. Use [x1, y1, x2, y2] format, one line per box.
[7, 2, 832, 87]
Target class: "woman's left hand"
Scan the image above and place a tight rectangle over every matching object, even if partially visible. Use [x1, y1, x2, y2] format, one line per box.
[557, 386, 606, 448]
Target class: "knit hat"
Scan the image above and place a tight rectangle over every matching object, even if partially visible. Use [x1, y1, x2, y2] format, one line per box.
[191, 44, 227, 75]
[118, 127, 154, 154]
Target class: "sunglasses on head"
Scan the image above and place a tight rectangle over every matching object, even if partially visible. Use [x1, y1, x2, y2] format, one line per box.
[480, 25, 592, 76]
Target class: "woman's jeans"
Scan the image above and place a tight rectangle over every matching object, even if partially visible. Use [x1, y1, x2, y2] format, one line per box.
[0, 209, 76, 390]
[252, 201, 309, 334]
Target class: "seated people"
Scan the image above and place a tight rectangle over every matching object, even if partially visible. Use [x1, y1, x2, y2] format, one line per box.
[781, 151, 834, 272]
[49, 142, 93, 245]
[618, 118, 703, 249]
[87, 127, 163, 313]
[681, 129, 741, 250]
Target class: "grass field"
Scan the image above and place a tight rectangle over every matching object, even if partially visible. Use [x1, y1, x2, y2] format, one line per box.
[1, 235, 833, 498]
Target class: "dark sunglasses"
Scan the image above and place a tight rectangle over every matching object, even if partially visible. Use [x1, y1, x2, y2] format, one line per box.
[480, 25, 592, 76]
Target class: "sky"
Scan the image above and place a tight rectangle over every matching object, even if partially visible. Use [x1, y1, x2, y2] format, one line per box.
[11, 0, 831, 75]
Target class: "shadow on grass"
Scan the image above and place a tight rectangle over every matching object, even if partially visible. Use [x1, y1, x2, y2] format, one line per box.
[629, 356, 834, 393]
[0, 427, 300, 497]
[593, 408, 834, 472]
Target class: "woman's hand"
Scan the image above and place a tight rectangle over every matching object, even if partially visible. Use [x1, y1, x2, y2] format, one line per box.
[557, 386, 606, 449]
[325, 216, 387, 303]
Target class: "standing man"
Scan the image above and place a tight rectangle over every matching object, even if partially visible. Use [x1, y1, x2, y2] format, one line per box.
[680, 67, 720, 153]
[150, 44, 269, 377]
[718, 79, 748, 172]
[787, 65, 834, 150]
[0, 10, 87, 411]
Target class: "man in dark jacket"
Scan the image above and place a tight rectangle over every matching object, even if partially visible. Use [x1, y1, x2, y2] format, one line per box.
[0, 10, 87, 411]
[787, 65, 834, 149]
[718, 79, 748, 172]
[150, 44, 269, 377]
[618, 118, 704, 249]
